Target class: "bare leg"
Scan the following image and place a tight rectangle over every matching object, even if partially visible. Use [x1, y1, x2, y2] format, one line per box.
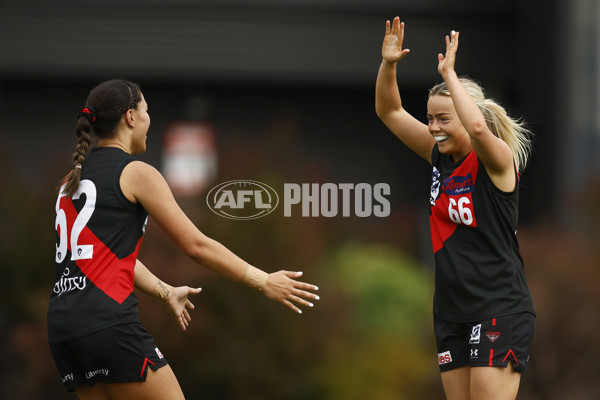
[441, 365, 470, 400]
[104, 365, 185, 400]
[470, 363, 521, 400]
[76, 383, 112, 400]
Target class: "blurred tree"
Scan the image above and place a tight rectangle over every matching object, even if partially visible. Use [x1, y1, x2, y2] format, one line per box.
[309, 243, 440, 400]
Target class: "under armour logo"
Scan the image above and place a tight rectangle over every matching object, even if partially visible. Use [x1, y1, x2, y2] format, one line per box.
[470, 349, 478, 358]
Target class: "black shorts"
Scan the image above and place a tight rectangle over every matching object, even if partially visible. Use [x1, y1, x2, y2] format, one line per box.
[434, 312, 535, 373]
[49, 322, 168, 392]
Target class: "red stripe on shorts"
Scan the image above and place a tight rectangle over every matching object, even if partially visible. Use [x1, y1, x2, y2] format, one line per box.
[489, 349, 494, 366]
[502, 348, 519, 367]
[492, 318, 496, 326]
[140, 357, 155, 376]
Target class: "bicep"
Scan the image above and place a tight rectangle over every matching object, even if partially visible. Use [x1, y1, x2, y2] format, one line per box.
[381, 108, 435, 163]
[469, 129, 514, 173]
[469, 130, 516, 191]
[124, 162, 206, 253]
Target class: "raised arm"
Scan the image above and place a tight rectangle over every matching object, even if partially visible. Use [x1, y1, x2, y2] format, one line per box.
[437, 31, 515, 190]
[375, 17, 435, 163]
[122, 163, 319, 314]
[133, 259, 202, 331]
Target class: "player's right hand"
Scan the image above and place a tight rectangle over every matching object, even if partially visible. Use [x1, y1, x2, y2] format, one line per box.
[382, 16, 411, 64]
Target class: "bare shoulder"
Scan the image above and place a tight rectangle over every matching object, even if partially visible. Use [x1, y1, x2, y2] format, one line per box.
[120, 160, 166, 203]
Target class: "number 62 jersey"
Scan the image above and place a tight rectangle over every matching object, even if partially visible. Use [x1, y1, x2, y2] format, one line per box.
[48, 147, 148, 343]
[428, 145, 535, 323]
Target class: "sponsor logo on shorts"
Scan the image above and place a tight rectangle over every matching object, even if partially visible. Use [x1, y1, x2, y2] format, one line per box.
[155, 347, 164, 359]
[470, 349, 479, 358]
[486, 331, 501, 342]
[85, 369, 109, 379]
[62, 373, 73, 383]
[438, 350, 453, 365]
[469, 324, 481, 344]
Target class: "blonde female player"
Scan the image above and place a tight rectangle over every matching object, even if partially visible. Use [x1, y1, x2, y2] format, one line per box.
[48, 79, 319, 400]
[375, 17, 535, 400]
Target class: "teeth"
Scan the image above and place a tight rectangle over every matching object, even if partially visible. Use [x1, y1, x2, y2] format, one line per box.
[434, 135, 449, 142]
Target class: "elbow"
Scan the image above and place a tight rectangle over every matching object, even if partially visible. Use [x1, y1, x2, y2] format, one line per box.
[375, 106, 387, 121]
[184, 235, 214, 265]
[375, 103, 398, 124]
[468, 120, 488, 137]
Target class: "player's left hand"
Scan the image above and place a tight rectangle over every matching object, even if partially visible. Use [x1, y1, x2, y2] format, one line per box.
[263, 271, 320, 314]
[165, 286, 202, 331]
[438, 30, 460, 77]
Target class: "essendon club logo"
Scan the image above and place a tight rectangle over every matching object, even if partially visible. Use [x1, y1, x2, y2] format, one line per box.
[486, 331, 501, 343]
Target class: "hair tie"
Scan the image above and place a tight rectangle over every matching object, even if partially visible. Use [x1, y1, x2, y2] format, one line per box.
[78, 106, 97, 125]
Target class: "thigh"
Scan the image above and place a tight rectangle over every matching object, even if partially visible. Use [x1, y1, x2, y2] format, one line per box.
[441, 366, 470, 400]
[470, 363, 520, 400]
[105, 364, 184, 400]
[76, 383, 112, 400]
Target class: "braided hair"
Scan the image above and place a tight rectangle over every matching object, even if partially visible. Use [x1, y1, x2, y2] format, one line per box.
[62, 80, 141, 197]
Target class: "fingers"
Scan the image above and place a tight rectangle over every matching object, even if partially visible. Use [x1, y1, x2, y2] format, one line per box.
[290, 294, 314, 309]
[293, 287, 320, 302]
[386, 16, 403, 37]
[445, 30, 459, 53]
[283, 299, 302, 314]
[186, 299, 195, 310]
[281, 271, 320, 291]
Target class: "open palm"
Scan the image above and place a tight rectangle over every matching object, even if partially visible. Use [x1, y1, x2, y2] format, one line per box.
[382, 16, 410, 63]
[438, 30, 459, 77]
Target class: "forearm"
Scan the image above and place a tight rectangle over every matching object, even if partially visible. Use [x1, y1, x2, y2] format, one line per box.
[375, 59, 403, 119]
[188, 236, 267, 291]
[133, 259, 173, 303]
[442, 70, 488, 135]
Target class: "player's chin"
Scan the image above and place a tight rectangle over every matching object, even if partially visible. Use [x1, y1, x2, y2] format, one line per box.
[436, 140, 452, 153]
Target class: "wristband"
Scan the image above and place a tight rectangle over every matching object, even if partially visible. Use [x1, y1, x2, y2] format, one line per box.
[242, 265, 268, 291]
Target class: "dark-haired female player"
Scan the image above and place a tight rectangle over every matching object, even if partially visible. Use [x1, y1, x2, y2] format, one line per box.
[375, 18, 535, 400]
[48, 79, 319, 399]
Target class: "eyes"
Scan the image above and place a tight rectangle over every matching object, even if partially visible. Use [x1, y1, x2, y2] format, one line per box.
[427, 116, 450, 125]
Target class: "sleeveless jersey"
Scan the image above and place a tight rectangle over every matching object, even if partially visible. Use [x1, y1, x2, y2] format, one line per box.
[48, 147, 148, 343]
[429, 145, 535, 322]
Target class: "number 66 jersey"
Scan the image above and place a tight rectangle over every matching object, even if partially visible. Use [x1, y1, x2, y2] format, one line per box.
[428, 145, 535, 323]
[48, 147, 148, 343]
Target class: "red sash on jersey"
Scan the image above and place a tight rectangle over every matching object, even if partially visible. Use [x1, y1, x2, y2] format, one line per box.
[430, 151, 479, 254]
[59, 196, 142, 304]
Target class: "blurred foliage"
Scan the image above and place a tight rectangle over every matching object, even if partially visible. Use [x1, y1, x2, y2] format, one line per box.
[309, 243, 438, 400]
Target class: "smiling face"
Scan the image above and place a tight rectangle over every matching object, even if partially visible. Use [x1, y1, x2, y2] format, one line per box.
[426, 94, 471, 162]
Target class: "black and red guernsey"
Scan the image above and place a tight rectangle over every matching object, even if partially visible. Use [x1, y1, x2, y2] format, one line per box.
[429, 145, 535, 322]
[48, 147, 148, 343]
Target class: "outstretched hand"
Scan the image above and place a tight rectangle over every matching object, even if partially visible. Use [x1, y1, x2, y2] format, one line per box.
[382, 16, 410, 64]
[165, 286, 202, 331]
[263, 271, 319, 314]
[438, 30, 460, 77]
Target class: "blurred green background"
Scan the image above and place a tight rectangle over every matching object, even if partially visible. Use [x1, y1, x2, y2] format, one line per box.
[2, 0, 600, 399]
